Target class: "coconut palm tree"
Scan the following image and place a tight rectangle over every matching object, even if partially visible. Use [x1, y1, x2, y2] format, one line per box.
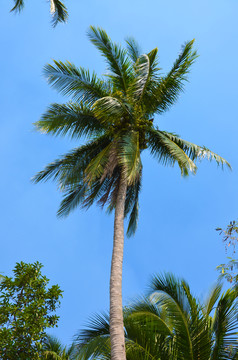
[33, 27, 230, 360]
[42, 335, 76, 359]
[75, 273, 238, 360]
[10, 0, 68, 26]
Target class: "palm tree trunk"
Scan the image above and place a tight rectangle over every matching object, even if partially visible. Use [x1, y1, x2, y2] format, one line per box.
[110, 173, 127, 360]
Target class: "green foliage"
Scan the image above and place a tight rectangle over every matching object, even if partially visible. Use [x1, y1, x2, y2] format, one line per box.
[33, 27, 230, 236]
[217, 221, 238, 285]
[0, 262, 63, 359]
[42, 335, 76, 359]
[75, 273, 238, 359]
[10, 0, 68, 27]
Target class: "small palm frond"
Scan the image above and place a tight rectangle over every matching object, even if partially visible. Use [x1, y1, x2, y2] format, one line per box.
[93, 96, 130, 124]
[132, 54, 152, 102]
[32, 135, 111, 185]
[149, 273, 194, 357]
[147, 128, 197, 176]
[35, 102, 105, 139]
[125, 37, 141, 63]
[57, 183, 88, 217]
[210, 289, 238, 359]
[44, 351, 62, 359]
[43, 335, 64, 353]
[125, 298, 172, 337]
[129, 48, 159, 104]
[125, 170, 142, 237]
[85, 142, 114, 183]
[88, 26, 131, 93]
[44, 62, 109, 104]
[149, 273, 190, 316]
[50, 0, 68, 27]
[118, 132, 141, 185]
[10, 0, 24, 12]
[162, 131, 231, 169]
[75, 313, 111, 360]
[147, 48, 160, 76]
[182, 281, 212, 359]
[203, 283, 223, 316]
[126, 299, 172, 359]
[144, 40, 197, 115]
[125, 320, 170, 360]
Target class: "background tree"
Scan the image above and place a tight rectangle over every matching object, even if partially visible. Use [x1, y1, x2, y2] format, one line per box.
[33, 27, 230, 360]
[217, 220, 238, 285]
[0, 262, 63, 360]
[75, 273, 238, 359]
[10, 0, 68, 27]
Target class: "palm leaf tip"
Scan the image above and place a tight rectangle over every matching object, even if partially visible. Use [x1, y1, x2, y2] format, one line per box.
[50, 0, 68, 27]
[10, 0, 24, 12]
[198, 147, 231, 170]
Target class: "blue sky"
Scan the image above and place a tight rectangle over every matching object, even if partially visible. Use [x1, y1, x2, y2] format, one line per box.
[1, 0, 238, 345]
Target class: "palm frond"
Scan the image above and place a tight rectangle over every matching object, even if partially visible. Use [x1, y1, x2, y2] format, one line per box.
[125, 298, 172, 337]
[32, 135, 111, 185]
[118, 132, 141, 185]
[50, 0, 68, 27]
[125, 37, 141, 63]
[93, 96, 130, 124]
[129, 48, 159, 105]
[35, 102, 104, 139]
[147, 128, 197, 176]
[87, 26, 131, 93]
[143, 40, 198, 115]
[57, 183, 88, 217]
[10, 0, 24, 12]
[44, 351, 62, 359]
[10, 0, 68, 26]
[125, 170, 142, 237]
[182, 280, 212, 359]
[149, 273, 194, 358]
[75, 313, 111, 360]
[44, 62, 109, 104]
[203, 283, 223, 316]
[162, 131, 231, 169]
[85, 142, 114, 183]
[210, 289, 238, 359]
[132, 54, 151, 102]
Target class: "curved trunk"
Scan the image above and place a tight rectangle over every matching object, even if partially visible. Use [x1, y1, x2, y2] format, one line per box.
[110, 173, 127, 360]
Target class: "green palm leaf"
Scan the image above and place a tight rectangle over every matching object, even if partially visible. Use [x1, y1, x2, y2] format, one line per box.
[203, 283, 223, 316]
[93, 96, 130, 124]
[125, 169, 142, 237]
[147, 128, 197, 176]
[10, 0, 24, 12]
[50, 0, 68, 27]
[210, 290, 238, 359]
[87, 26, 132, 93]
[143, 40, 198, 115]
[35, 102, 105, 139]
[125, 38, 141, 63]
[44, 62, 109, 104]
[118, 132, 141, 185]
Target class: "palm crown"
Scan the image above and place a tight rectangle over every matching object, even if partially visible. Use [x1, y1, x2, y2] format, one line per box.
[75, 273, 238, 359]
[33, 26, 230, 236]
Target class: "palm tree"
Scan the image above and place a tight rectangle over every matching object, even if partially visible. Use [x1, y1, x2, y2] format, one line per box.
[75, 273, 238, 359]
[33, 27, 230, 360]
[42, 335, 76, 359]
[10, 0, 68, 27]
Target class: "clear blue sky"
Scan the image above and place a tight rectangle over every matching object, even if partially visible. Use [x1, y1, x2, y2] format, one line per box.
[1, 0, 238, 345]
